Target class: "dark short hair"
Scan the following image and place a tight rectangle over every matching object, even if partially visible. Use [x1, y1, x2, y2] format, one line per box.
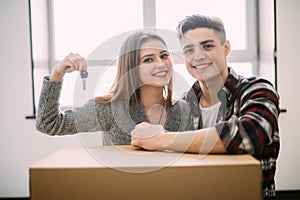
[177, 14, 226, 44]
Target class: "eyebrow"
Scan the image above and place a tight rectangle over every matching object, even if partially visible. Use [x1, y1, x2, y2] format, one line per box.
[199, 39, 214, 45]
[140, 50, 168, 60]
[183, 39, 215, 49]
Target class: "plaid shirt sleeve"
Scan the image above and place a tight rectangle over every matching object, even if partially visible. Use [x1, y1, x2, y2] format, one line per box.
[215, 78, 280, 156]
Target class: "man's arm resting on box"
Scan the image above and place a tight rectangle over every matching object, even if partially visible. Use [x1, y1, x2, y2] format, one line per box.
[131, 125, 227, 154]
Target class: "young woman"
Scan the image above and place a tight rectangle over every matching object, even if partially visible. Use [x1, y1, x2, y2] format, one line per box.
[36, 31, 193, 145]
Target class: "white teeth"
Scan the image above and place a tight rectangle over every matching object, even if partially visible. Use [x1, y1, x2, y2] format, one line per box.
[195, 65, 208, 69]
[153, 71, 167, 76]
[194, 63, 210, 69]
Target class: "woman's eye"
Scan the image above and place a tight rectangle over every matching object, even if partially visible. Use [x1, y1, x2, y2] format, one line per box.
[160, 53, 169, 59]
[143, 58, 153, 63]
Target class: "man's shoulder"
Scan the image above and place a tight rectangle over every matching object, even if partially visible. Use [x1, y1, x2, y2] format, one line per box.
[238, 75, 276, 92]
[236, 75, 279, 102]
[241, 75, 273, 85]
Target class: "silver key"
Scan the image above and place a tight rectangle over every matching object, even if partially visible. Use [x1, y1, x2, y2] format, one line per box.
[80, 71, 88, 91]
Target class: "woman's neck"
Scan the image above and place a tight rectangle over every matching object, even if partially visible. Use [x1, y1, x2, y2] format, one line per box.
[140, 85, 164, 109]
[139, 85, 166, 125]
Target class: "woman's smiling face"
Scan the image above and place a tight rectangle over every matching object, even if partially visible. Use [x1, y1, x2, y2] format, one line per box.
[138, 39, 173, 87]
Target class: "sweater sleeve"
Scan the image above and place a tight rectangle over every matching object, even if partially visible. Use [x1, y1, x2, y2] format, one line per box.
[35, 76, 110, 135]
[215, 79, 280, 156]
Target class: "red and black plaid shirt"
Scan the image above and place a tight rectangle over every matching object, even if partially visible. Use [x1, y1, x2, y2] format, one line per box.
[183, 67, 280, 199]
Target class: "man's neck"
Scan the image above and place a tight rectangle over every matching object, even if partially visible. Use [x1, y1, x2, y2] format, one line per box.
[198, 70, 228, 107]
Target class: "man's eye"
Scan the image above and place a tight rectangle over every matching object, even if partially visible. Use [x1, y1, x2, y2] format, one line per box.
[143, 58, 153, 63]
[203, 44, 214, 50]
[184, 48, 194, 54]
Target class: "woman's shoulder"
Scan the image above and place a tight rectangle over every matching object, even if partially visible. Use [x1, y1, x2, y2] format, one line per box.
[169, 99, 191, 113]
[92, 99, 129, 115]
[172, 98, 189, 106]
[166, 99, 192, 131]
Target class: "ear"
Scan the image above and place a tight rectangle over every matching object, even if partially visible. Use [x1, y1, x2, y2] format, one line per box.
[224, 40, 231, 56]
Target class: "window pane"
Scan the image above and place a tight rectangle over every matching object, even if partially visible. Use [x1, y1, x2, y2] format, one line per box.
[53, 0, 143, 60]
[228, 62, 254, 78]
[156, 0, 246, 50]
[59, 65, 117, 107]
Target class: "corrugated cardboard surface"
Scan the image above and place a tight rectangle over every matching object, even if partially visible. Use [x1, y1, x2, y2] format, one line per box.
[30, 145, 262, 200]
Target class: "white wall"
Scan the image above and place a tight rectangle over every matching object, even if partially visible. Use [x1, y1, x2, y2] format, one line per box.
[1, 0, 300, 198]
[258, 0, 275, 85]
[275, 0, 300, 190]
[0, 0, 82, 197]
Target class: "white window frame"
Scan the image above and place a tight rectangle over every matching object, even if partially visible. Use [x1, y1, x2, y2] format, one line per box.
[27, 0, 260, 109]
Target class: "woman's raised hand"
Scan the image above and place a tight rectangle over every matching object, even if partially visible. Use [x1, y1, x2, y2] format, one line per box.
[50, 53, 87, 82]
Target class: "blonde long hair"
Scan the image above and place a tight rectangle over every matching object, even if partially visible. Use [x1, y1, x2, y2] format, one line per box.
[94, 31, 174, 110]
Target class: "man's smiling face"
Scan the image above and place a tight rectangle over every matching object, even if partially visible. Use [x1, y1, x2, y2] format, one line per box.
[181, 27, 230, 83]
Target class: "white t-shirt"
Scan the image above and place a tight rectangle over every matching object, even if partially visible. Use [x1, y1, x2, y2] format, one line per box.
[199, 101, 221, 128]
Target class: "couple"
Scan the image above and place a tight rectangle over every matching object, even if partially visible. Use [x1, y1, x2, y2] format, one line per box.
[36, 14, 280, 199]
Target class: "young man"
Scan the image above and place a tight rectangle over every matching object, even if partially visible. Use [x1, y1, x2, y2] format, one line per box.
[131, 14, 280, 199]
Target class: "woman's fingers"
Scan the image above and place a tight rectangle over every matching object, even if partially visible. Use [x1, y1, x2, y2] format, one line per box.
[65, 53, 87, 72]
[50, 52, 87, 82]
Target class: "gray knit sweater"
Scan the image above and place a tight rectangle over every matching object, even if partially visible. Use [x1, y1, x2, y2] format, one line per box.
[36, 76, 193, 145]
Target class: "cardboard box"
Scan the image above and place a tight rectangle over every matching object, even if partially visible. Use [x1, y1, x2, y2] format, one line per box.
[30, 145, 262, 200]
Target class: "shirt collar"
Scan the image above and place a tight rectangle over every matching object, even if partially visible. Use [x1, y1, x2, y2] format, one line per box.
[219, 67, 240, 102]
[187, 67, 241, 103]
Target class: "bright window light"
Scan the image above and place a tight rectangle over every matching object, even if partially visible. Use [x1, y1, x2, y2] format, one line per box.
[51, 0, 255, 107]
[156, 0, 246, 50]
[53, 0, 143, 60]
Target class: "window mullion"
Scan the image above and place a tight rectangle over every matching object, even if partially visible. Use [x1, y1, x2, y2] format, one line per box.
[48, 0, 56, 71]
[143, 0, 156, 28]
[246, 0, 258, 74]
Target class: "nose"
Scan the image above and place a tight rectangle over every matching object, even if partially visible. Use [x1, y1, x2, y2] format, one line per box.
[156, 57, 167, 67]
[193, 46, 207, 61]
